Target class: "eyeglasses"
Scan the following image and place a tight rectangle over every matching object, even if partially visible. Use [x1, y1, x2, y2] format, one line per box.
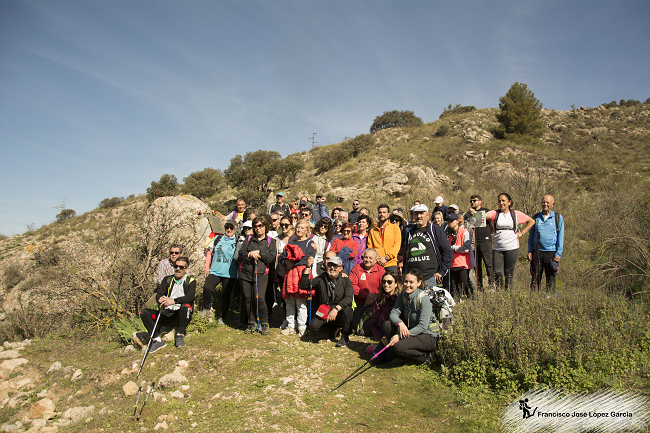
[343, 230, 352, 234]
[170, 251, 181, 255]
[382, 280, 394, 285]
[280, 223, 291, 228]
[173, 264, 186, 270]
[254, 224, 264, 229]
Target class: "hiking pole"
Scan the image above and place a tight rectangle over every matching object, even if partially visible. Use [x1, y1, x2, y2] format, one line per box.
[135, 309, 163, 381]
[308, 272, 312, 343]
[136, 381, 155, 421]
[254, 259, 260, 333]
[330, 344, 390, 392]
[131, 386, 142, 419]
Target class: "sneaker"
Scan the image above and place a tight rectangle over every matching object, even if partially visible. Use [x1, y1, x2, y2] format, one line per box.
[175, 334, 185, 348]
[216, 318, 225, 326]
[280, 320, 289, 330]
[297, 328, 305, 337]
[281, 327, 295, 336]
[148, 339, 166, 354]
[244, 322, 257, 334]
[260, 323, 270, 336]
[202, 309, 215, 320]
[335, 335, 350, 348]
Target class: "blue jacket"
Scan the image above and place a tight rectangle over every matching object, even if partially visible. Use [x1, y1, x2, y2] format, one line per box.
[528, 211, 564, 258]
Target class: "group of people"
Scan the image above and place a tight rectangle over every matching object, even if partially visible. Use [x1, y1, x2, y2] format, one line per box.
[138, 191, 565, 364]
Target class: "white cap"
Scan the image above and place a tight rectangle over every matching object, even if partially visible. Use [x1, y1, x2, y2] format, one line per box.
[434, 196, 444, 204]
[411, 204, 429, 212]
[242, 221, 253, 228]
[448, 204, 459, 211]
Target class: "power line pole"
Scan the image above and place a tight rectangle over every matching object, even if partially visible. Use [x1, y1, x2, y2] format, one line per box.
[308, 133, 318, 148]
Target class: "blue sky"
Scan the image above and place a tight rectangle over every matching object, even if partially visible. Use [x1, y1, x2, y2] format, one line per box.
[1, 0, 648, 235]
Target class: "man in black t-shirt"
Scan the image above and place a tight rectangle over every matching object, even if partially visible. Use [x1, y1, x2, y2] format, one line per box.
[464, 194, 493, 290]
[401, 204, 452, 288]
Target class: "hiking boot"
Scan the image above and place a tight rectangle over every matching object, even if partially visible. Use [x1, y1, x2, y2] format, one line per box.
[201, 309, 215, 320]
[328, 327, 342, 342]
[280, 320, 289, 330]
[244, 322, 257, 334]
[175, 334, 185, 348]
[148, 339, 166, 354]
[335, 334, 350, 348]
[260, 323, 270, 336]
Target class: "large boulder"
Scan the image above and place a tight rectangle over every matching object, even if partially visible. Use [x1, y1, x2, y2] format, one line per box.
[141, 195, 211, 275]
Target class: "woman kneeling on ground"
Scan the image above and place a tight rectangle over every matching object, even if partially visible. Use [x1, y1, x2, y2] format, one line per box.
[382, 269, 437, 364]
[368, 270, 403, 364]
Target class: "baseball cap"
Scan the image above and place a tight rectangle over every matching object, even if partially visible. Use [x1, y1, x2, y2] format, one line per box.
[411, 204, 429, 212]
[445, 213, 459, 221]
[224, 221, 236, 229]
[448, 204, 459, 211]
[242, 221, 253, 228]
[276, 192, 284, 197]
[327, 256, 342, 266]
[434, 196, 444, 204]
[299, 200, 307, 206]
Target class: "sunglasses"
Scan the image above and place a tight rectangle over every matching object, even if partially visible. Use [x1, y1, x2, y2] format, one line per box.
[272, 218, 279, 222]
[470, 199, 478, 203]
[326, 263, 340, 268]
[343, 230, 352, 233]
[173, 264, 186, 270]
[280, 223, 291, 228]
[225, 226, 235, 230]
[334, 224, 342, 228]
[382, 280, 395, 285]
[170, 251, 181, 255]
[254, 224, 264, 228]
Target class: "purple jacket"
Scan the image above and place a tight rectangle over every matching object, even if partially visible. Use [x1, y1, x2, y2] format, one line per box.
[352, 234, 368, 266]
[370, 294, 402, 341]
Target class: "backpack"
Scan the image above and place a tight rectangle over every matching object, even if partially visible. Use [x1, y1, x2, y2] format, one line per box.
[493, 209, 517, 233]
[533, 212, 561, 233]
[401, 287, 450, 337]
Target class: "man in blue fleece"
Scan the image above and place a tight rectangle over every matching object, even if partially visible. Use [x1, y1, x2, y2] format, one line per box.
[528, 195, 564, 292]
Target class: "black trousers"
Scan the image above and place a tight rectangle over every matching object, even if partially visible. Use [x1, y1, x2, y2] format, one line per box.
[530, 250, 557, 292]
[203, 274, 238, 316]
[474, 241, 493, 289]
[240, 275, 269, 324]
[381, 320, 437, 363]
[140, 305, 192, 337]
[450, 267, 469, 298]
[309, 306, 352, 337]
[493, 249, 519, 290]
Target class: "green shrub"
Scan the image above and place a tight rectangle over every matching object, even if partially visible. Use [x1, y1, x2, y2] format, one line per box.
[98, 197, 125, 209]
[181, 167, 225, 199]
[370, 110, 423, 133]
[146, 174, 179, 202]
[349, 133, 375, 157]
[436, 286, 650, 392]
[439, 104, 476, 119]
[496, 82, 544, 137]
[55, 209, 76, 223]
[435, 123, 450, 137]
[314, 145, 350, 174]
[3, 264, 24, 289]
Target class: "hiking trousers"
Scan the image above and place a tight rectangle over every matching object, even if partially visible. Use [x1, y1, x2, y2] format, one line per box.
[382, 320, 437, 363]
[203, 275, 238, 316]
[530, 250, 557, 292]
[141, 305, 192, 337]
[240, 275, 269, 324]
[309, 306, 352, 337]
[475, 241, 493, 289]
[493, 248, 519, 290]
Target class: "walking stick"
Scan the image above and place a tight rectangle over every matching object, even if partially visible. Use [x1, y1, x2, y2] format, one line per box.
[131, 386, 142, 418]
[308, 270, 312, 342]
[254, 259, 260, 333]
[136, 381, 155, 420]
[330, 345, 390, 392]
[135, 309, 163, 381]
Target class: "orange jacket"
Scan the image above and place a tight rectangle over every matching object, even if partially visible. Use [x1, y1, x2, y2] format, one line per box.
[367, 222, 402, 268]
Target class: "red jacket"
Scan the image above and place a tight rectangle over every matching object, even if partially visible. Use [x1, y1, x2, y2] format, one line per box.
[330, 238, 359, 260]
[349, 263, 385, 305]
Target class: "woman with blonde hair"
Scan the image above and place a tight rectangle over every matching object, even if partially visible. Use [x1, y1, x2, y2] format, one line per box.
[279, 219, 316, 336]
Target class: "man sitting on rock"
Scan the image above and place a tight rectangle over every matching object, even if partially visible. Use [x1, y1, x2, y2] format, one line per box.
[140, 256, 196, 352]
